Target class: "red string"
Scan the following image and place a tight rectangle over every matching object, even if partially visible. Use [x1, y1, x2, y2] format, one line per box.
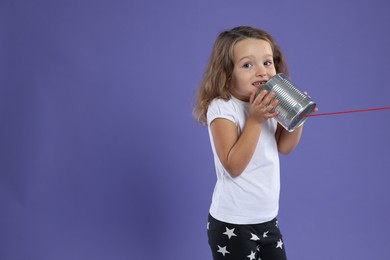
[306, 106, 390, 117]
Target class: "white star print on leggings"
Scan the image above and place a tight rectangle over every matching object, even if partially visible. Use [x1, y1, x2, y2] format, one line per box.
[207, 214, 287, 260]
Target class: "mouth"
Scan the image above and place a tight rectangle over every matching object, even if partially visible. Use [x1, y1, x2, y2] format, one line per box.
[252, 81, 267, 89]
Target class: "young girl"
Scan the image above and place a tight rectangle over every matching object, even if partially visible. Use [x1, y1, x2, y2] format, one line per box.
[194, 26, 305, 260]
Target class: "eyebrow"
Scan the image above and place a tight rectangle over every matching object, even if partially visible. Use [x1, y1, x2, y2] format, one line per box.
[237, 54, 273, 62]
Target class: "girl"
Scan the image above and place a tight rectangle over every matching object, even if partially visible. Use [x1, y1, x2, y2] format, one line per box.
[194, 26, 305, 260]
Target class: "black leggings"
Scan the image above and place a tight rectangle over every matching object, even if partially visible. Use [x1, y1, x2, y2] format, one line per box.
[207, 214, 287, 260]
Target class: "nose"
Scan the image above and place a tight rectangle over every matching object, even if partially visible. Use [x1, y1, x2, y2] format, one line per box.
[256, 65, 267, 77]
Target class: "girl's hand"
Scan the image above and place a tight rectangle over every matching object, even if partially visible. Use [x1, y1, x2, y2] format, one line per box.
[248, 89, 279, 124]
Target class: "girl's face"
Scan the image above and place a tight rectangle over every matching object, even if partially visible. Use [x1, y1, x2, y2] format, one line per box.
[230, 38, 276, 101]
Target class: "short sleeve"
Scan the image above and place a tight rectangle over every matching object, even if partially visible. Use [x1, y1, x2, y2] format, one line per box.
[207, 99, 237, 126]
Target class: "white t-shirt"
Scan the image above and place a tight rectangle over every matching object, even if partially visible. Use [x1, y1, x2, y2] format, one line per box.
[207, 96, 280, 224]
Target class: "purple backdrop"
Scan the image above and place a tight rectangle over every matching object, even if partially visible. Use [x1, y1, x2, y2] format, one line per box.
[1, 0, 390, 259]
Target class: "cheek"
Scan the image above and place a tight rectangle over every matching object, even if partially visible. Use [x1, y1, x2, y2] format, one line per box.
[231, 76, 247, 88]
[230, 73, 239, 85]
[269, 67, 277, 76]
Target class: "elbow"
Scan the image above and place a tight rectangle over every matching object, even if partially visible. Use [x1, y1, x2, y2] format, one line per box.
[224, 165, 244, 177]
[220, 155, 245, 177]
[278, 146, 294, 155]
[228, 170, 243, 177]
[279, 149, 292, 155]
[277, 140, 299, 155]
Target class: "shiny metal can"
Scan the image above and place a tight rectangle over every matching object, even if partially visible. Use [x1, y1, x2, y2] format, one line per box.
[260, 73, 316, 132]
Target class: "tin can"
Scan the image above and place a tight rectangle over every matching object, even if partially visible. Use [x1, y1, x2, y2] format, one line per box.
[259, 73, 316, 132]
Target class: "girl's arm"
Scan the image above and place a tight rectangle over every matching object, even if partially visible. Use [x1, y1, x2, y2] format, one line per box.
[275, 123, 303, 155]
[210, 117, 262, 177]
[210, 90, 278, 177]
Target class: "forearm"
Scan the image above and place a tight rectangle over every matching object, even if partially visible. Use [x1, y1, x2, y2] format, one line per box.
[225, 118, 262, 176]
[277, 124, 303, 154]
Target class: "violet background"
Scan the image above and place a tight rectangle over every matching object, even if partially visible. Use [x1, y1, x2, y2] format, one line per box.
[1, 0, 390, 259]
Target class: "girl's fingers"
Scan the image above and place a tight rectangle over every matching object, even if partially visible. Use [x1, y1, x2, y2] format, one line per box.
[249, 90, 257, 104]
[261, 92, 277, 109]
[269, 98, 279, 112]
[253, 91, 280, 120]
[255, 90, 275, 105]
[255, 90, 268, 104]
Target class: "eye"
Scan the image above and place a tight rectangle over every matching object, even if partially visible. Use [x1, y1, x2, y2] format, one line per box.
[264, 60, 273, 66]
[242, 63, 253, 69]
